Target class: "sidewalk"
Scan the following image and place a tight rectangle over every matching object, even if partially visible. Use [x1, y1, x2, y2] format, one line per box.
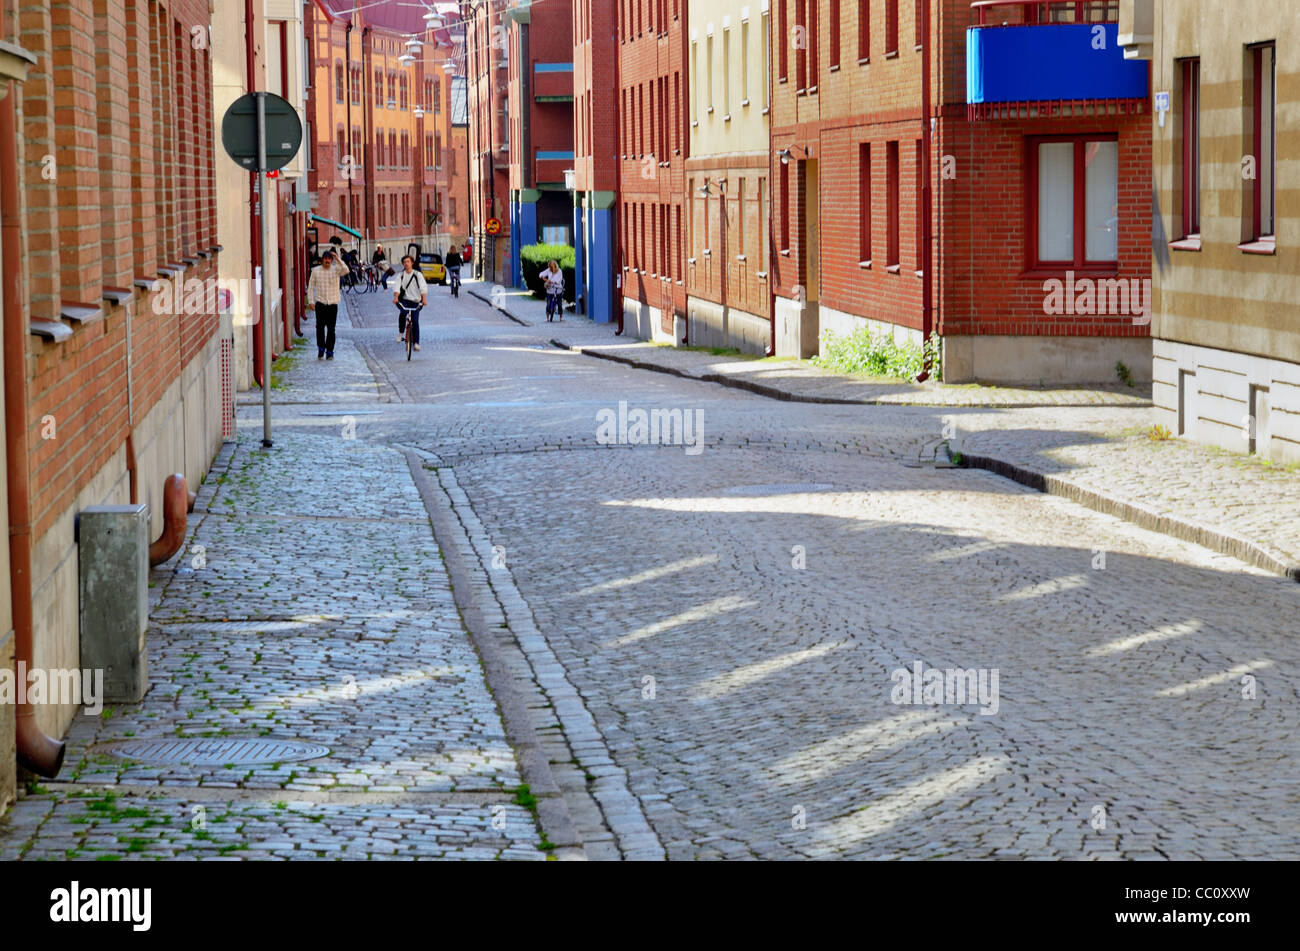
[0, 340, 554, 860]
[464, 287, 1300, 581]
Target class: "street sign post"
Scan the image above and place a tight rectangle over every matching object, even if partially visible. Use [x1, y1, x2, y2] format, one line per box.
[221, 92, 303, 449]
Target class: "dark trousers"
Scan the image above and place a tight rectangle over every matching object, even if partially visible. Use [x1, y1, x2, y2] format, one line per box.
[316, 302, 338, 354]
[398, 304, 421, 345]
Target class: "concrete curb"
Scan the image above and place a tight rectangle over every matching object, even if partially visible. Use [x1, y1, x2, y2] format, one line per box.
[466, 286, 531, 327]
[554, 341, 1153, 409]
[962, 453, 1300, 583]
[403, 449, 587, 860]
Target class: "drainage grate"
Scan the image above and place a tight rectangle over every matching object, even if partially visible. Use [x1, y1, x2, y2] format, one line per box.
[95, 737, 330, 767]
[722, 483, 835, 496]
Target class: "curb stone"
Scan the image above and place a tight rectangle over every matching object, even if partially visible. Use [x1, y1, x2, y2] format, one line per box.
[962, 453, 1300, 582]
[467, 286, 531, 327]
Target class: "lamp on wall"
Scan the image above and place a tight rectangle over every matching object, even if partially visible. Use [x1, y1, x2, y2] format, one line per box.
[778, 144, 809, 165]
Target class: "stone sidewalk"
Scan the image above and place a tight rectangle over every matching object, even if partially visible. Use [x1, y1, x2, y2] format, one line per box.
[0, 309, 557, 861]
[459, 286, 1300, 581]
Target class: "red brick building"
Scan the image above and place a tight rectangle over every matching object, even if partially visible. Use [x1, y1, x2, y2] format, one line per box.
[571, 0, 619, 321]
[619, 0, 690, 340]
[771, 0, 1152, 383]
[2, 0, 224, 798]
[306, 0, 462, 260]
[464, 0, 512, 282]
[503, 0, 575, 289]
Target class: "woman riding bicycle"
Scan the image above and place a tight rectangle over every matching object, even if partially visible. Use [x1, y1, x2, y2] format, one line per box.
[445, 245, 463, 296]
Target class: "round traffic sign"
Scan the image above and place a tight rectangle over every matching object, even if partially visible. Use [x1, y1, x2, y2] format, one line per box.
[221, 92, 303, 173]
[485, 217, 502, 236]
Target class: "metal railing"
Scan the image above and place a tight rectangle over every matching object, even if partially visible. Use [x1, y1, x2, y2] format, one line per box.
[972, 1, 1120, 26]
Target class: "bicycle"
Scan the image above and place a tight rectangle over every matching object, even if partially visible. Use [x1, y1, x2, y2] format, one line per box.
[398, 302, 419, 361]
[448, 266, 461, 298]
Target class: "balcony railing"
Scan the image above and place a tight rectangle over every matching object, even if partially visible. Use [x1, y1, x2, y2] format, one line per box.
[967, 0, 1147, 117]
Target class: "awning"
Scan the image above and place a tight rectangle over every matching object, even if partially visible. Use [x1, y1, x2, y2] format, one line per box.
[309, 214, 363, 240]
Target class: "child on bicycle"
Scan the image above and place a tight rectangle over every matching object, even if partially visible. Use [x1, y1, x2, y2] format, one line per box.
[543, 260, 564, 321]
[393, 255, 429, 351]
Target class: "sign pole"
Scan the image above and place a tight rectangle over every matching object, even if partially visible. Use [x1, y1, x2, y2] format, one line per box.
[256, 92, 273, 449]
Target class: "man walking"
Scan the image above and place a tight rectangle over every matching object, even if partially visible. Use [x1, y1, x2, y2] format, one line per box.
[393, 254, 429, 351]
[306, 249, 343, 360]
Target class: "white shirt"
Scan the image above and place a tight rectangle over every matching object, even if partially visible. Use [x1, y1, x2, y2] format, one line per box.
[544, 268, 564, 294]
[395, 269, 428, 304]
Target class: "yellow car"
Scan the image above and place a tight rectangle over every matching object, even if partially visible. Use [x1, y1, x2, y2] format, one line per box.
[419, 252, 446, 285]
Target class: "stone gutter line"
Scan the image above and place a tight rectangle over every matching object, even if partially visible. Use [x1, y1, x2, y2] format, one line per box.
[466, 285, 531, 327]
[552, 340, 1154, 410]
[961, 453, 1300, 583]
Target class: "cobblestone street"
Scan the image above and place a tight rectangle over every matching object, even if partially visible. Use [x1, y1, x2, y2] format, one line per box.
[4, 282, 1297, 861]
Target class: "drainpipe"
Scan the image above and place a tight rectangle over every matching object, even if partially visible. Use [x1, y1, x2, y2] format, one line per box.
[1, 84, 65, 777]
[247, 0, 264, 387]
[917, 0, 934, 381]
[765, 19, 777, 358]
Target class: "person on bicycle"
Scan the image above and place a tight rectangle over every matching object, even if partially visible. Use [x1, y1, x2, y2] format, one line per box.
[445, 245, 463, 294]
[543, 259, 565, 321]
[394, 255, 429, 351]
[372, 244, 393, 289]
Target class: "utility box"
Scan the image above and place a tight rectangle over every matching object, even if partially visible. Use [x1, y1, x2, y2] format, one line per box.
[77, 504, 149, 702]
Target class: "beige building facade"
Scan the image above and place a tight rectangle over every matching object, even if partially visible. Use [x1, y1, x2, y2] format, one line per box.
[1124, 0, 1300, 461]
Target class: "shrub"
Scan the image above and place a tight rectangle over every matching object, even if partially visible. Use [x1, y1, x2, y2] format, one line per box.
[520, 244, 576, 303]
[811, 327, 941, 380]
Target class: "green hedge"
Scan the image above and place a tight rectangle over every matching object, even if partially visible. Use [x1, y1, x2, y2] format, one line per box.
[521, 243, 576, 303]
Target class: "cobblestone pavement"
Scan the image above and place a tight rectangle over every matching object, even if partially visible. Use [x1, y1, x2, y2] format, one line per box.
[343, 285, 1300, 859]
[539, 303, 1300, 580]
[6, 284, 1296, 861]
[0, 303, 548, 860]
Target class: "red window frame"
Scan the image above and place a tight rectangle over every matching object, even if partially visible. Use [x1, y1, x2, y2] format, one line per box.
[830, 0, 841, 69]
[885, 0, 898, 55]
[915, 138, 924, 269]
[858, 142, 871, 261]
[779, 160, 790, 250]
[1024, 133, 1120, 272]
[858, 0, 869, 60]
[1179, 57, 1200, 238]
[1249, 42, 1276, 242]
[886, 140, 899, 267]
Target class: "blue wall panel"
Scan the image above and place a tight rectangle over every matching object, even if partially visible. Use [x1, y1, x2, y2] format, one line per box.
[967, 23, 1148, 104]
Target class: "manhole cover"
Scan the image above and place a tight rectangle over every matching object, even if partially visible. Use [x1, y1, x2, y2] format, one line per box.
[722, 483, 835, 496]
[95, 738, 330, 766]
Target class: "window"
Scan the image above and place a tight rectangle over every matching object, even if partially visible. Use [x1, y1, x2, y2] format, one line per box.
[400, 75, 409, 109]
[1247, 42, 1276, 245]
[808, 0, 818, 87]
[1028, 136, 1119, 268]
[778, 0, 788, 80]
[707, 31, 714, 112]
[377, 130, 385, 168]
[858, 0, 869, 60]
[885, 0, 898, 55]
[379, 192, 386, 228]
[691, 39, 699, 121]
[886, 141, 899, 267]
[391, 194, 397, 226]
[1179, 57, 1200, 240]
[435, 132, 442, 168]
[375, 68, 384, 106]
[859, 142, 870, 261]
[779, 160, 790, 250]
[737, 178, 746, 260]
[830, 0, 841, 69]
[335, 61, 344, 102]
[337, 126, 345, 164]
[351, 67, 361, 104]
[723, 24, 730, 115]
[762, 9, 771, 108]
[388, 72, 397, 106]
[795, 0, 806, 89]
[915, 0, 923, 47]
[915, 139, 924, 268]
[741, 17, 750, 102]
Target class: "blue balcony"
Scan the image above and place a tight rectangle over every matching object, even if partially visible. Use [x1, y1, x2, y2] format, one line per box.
[967, 20, 1148, 109]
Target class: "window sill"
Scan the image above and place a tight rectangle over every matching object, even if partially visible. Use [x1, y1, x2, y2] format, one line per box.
[858, 57, 870, 66]
[829, 65, 840, 73]
[723, 114, 731, 122]
[1169, 235, 1202, 252]
[884, 50, 899, 59]
[62, 302, 103, 325]
[30, 319, 72, 342]
[914, 269, 924, 279]
[761, 107, 770, 115]
[779, 249, 791, 257]
[778, 76, 788, 84]
[741, 98, 750, 107]
[1238, 236, 1276, 255]
[103, 287, 133, 306]
[885, 264, 901, 274]
[736, 254, 747, 262]
[858, 260, 872, 269]
[1019, 266, 1119, 279]
[808, 85, 818, 95]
